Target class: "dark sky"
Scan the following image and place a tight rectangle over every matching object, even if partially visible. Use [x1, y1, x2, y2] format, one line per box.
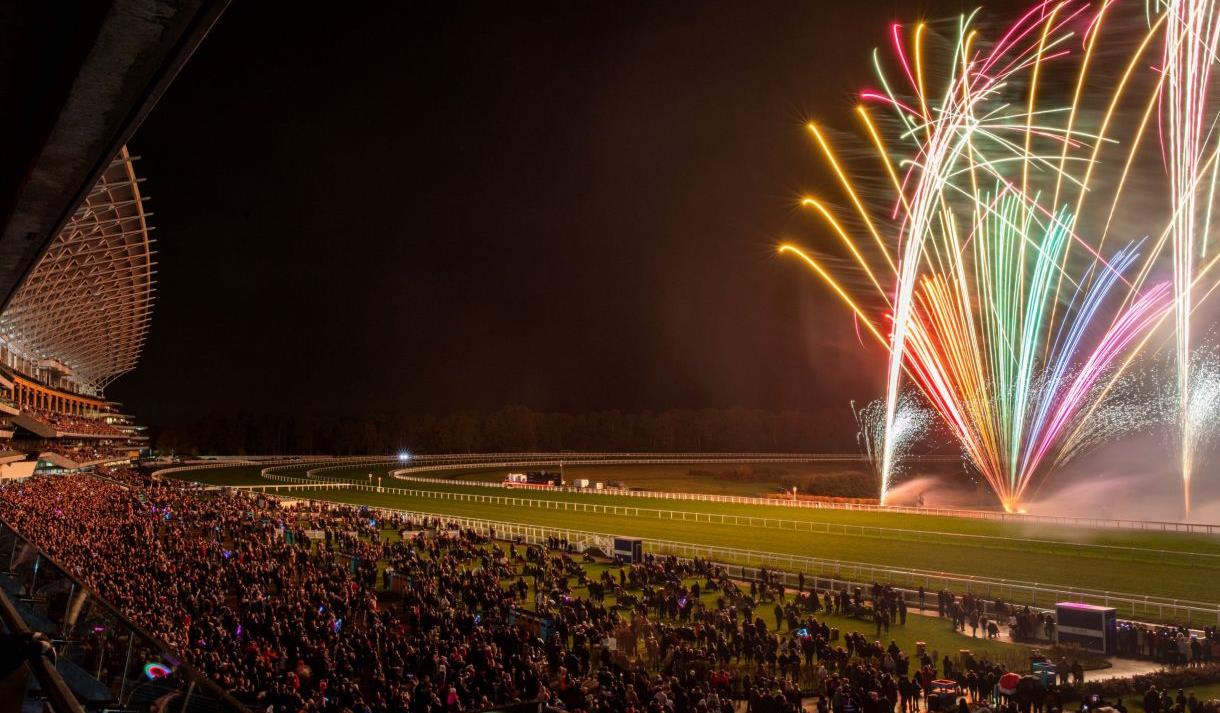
[110, 0, 991, 428]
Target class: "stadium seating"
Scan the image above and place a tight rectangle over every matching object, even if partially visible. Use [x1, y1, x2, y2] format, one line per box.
[19, 409, 124, 438]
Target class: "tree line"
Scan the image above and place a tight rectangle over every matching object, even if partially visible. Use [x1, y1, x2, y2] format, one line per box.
[151, 406, 844, 456]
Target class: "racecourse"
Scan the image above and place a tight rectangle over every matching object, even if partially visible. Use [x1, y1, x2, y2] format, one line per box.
[167, 460, 1220, 614]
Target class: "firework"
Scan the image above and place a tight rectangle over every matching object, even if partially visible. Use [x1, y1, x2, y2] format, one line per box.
[854, 394, 932, 490]
[1162, 0, 1220, 516]
[781, 2, 1219, 512]
[1056, 368, 1167, 466]
[1181, 346, 1220, 460]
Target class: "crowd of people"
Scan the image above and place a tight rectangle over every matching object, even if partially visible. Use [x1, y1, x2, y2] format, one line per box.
[925, 589, 1048, 645]
[36, 442, 132, 465]
[0, 469, 1215, 713]
[1112, 623, 1219, 664]
[924, 588, 1220, 668]
[22, 407, 125, 436]
[1141, 685, 1216, 713]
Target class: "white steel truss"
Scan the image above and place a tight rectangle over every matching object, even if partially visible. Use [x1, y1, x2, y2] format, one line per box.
[0, 146, 154, 395]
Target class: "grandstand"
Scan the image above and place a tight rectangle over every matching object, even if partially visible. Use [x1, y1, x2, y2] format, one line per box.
[0, 2, 253, 710]
[0, 147, 151, 476]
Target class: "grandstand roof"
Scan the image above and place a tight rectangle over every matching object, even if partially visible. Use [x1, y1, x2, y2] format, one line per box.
[0, 1, 227, 311]
[0, 148, 154, 393]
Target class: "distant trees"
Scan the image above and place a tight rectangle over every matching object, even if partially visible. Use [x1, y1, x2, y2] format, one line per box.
[152, 405, 836, 456]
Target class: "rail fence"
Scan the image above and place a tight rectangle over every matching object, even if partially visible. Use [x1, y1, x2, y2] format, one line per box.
[260, 455, 1220, 537]
[302, 452, 936, 463]
[235, 479, 1220, 626]
[254, 475, 1220, 568]
[153, 456, 404, 482]
[260, 452, 905, 483]
[151, 460, 263, 478]
[234, 481, 350, 492]
[379, 460, 1220, 535]
[167, 454, 1220, 537]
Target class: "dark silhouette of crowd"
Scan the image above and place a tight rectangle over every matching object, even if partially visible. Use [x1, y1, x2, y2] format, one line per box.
[1113, 623, 1218, 664]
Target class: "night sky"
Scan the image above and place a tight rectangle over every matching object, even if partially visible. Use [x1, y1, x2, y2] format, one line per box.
[110, 0, 994, 434]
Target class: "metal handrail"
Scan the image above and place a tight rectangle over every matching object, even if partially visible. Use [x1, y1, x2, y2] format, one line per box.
[0, 587, 83, 713]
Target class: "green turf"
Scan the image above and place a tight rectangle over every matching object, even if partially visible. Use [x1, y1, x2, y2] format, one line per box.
[160, 464, 268, 486]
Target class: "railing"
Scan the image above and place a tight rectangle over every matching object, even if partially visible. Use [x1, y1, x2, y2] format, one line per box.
[239, 453, 1220, 537]
[270, 452, 951, 484]
[372, 460, 1220, 535]
[0, 518, 250, 712]
[233, 481, 350, 492]
[306, 451, 940, 462]
[0, 587, 83, 713]
[246, 487, 1220, 627]
[280, 481, 1220, 567]
[151, 459, 297, 479]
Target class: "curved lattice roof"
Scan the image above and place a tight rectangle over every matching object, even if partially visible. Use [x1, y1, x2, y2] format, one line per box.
[0, 146, 154, 394]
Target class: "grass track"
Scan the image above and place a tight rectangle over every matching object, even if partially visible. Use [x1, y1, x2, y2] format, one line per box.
[167, 465, 269, 486]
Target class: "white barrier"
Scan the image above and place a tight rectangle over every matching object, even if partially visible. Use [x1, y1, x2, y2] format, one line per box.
[151, 461, 261, 478]
[309, 483, 1220, 566]
[374, 458, 1220, 535]
[252, 454, 1220, 535]
[232, 481, 350, 492]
